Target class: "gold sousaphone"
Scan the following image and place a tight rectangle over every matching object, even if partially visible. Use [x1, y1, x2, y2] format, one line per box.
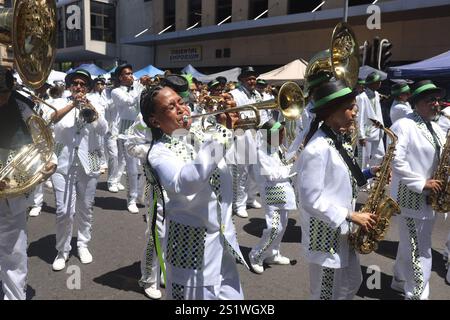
[305, 22, 360, 90]
[0, 0, 57, 198]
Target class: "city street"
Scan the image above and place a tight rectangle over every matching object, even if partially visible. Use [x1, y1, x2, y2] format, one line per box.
[18, 174, 450, 300]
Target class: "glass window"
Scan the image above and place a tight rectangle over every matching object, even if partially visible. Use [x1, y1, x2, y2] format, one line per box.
[90, 1, 116, 43]
[288, 0, 324, 14]
[188, 0, 202, 28]
[164, 0, 176, 31]
[216, 0, 232, 24]
[223, 48, 231, 58]
[249, 0, 268, 20]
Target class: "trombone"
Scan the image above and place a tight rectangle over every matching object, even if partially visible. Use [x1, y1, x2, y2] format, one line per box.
[183, 81, 305, 129]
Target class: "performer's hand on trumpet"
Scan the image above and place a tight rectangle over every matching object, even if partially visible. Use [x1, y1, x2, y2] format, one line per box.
[215, 93, 239, 129]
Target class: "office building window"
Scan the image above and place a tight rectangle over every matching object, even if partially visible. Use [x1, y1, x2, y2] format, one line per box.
[216, 0, 232, 24]
[249, 0, 268, 20]
[164, 0, 176, 31]
[288, 0, 323, 14]
[188, 0, 202, 28]
[349, 0, 374, 6]
[91, 1, 116, 43]
[223, 48, 231, 58]
[216, 49, 222, 59]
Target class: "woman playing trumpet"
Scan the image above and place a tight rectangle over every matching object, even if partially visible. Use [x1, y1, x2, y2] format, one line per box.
[49, 69, 108, 272]
[140, 84, 249, 300]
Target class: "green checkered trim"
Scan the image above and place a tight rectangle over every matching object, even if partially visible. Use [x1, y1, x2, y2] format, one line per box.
[405, 218, 425, 300]
[320, 267, 335, 300]
[171, 283, 185, 300]
[396, 182, 424, 211]
[166, 220, 206, 270]
[265, 186, 287, 205]
[54, 143, 64, 157]
[309, 217, 340, 255]
[254, 210, 282, 264]
[87, 149, 101, 172]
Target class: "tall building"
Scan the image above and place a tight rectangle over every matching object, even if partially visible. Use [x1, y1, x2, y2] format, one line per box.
[55, 0, 153, 71]
[122, 0, 450, 73]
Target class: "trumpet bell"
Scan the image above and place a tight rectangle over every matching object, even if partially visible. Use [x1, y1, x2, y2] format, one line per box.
[278, 82, 305, 120]
[0, 0, 57, 89]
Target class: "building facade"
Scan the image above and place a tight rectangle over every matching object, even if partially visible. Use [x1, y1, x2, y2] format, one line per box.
[122, 0, 450, 73]
[55, 0, 153, 71]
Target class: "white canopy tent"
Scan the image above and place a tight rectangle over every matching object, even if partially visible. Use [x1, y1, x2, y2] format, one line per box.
[259, 59, 308, 85]
[195, 67, 242, 83]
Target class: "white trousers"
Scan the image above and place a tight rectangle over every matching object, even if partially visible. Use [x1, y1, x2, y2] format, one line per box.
[232, 164, 259, 213]
[0, 202, 27, 300]
[393, 216, 435, 300]
[117, 139, 139, 204]
[309, 250, 362, 300]
[32, 183, 44, 209]
[140, 205, 165, 289]
[52, 165, 98, 255]
[359, 138, 385, 169]
[250, 209, 288, 263]
[106, 135, 125, 185]
[166, 253, 244, 300]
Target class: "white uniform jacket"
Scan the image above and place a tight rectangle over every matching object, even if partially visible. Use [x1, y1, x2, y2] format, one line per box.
[148, 126, 248, 287]
[437, 107, 450, 134]
[0, 92, 57, 213]
[285, 101, 315, 161]
[390, 100, 412, 124]
[255, 144, 297, 211]
[111, 82, 144, 140]
[297, 129, 355, 268]
[390, 112, 446, 220]
[356, 90, 384, 142]
[52, 97, 108, 176]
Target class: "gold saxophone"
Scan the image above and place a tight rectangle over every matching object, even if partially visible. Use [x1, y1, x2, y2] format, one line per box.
[429, 112, 450, 213]
[349, 118, 401, 254]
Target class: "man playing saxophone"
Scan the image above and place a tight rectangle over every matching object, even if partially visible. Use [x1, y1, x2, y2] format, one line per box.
[0, 66, 57, 299]
[389, 80, 446, 300]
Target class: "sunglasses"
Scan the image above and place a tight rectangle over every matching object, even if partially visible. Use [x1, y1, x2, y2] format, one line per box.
[425, 96, 442, 104]
[71, 81, 87, 87]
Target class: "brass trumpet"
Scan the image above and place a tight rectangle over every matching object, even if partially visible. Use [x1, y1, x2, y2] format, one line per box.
[183, 81, 305, 129]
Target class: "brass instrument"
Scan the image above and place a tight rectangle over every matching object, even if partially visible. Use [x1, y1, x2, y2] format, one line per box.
[305, 22, 360, 92]
[183, 81, 305, 130]
[0, 0, 57, 198]
[429, 122, 450, 213]
[349, 118, 400, 254]
[0, 0, 57, 89]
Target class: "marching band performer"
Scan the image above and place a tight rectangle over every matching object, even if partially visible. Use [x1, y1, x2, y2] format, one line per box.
[356, 72, 385, 169]
[248, 119, 297, 274]
[389, 80, 446, 300]
[50, 69, 107, 271]
[0, 66, 57, 299]
[389, 82, 412, 124]
[297, 80, 376, 300]
[140, 84, 249, 300]
[111, 64, 145, 214]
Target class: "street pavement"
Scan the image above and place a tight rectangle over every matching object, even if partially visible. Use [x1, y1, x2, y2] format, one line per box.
[19, 174, 450, 300]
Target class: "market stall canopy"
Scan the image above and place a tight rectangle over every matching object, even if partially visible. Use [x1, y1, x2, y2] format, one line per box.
[181, 64, 206, 79]
[196, 67, 242, 83]
[133, 64, 164, 79]
[46, 70, 67, 85]
[259, 59, 308, 84]
[388, 50, 450, 78]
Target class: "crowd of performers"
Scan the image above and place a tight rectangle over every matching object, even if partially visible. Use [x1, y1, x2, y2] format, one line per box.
[0, 61, 449, 300]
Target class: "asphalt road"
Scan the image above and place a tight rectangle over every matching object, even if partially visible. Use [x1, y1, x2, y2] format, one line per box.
[17, 174, 450, 300]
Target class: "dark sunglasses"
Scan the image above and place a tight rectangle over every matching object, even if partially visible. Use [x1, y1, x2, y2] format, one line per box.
[71, 81, 87, 87]
[425, 96, 442, 104]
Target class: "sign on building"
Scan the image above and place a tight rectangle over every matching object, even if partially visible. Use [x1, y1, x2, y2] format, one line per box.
[169, 47, 202, 62]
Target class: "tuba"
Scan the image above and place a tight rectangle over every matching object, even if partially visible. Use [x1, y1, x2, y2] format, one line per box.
[305, 22, 360, 91]
[0, 0, 57, 198]
[429, 120, 450, 213]
[349, 119, 401, 254]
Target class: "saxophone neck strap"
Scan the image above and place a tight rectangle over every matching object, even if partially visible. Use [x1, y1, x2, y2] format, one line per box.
[321, 124, 368, 187]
